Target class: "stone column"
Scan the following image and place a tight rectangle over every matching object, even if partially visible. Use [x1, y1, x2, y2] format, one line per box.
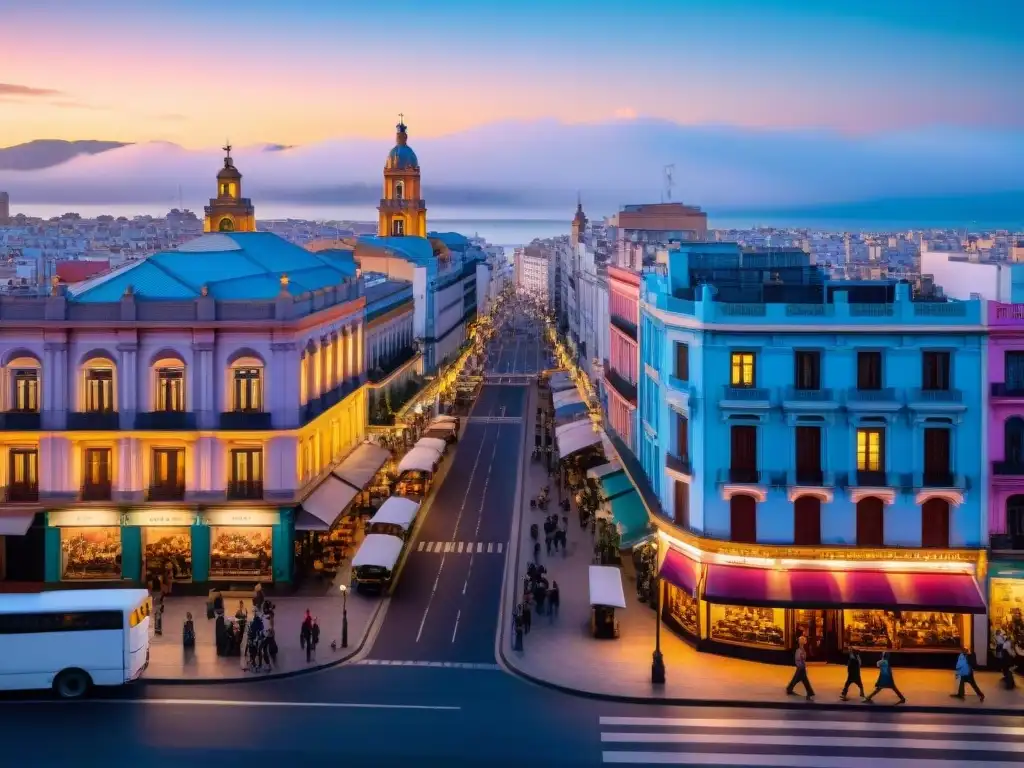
[334, 332, 344, 386]
[355, 321, 365, 382]
[193, 341, 215, 428]
[117, 342, 138, 430]
[326, 333, 337, 391]
[342, 326, 352, 386]
[42, 341, 68, 429]
[270, 341, 298, 429]
[320, 335, 331, 394]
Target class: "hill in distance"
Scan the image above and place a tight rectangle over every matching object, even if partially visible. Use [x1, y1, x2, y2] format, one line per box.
[0, 139, 130, 171]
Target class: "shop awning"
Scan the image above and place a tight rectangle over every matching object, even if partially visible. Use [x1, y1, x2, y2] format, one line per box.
[352, 533, 405, 571]
[703, 564, 987, 614]
[660, 547, 700, 596]
[398, 446, 441, 474]
[609, 491, 651, 548]
[423, 427, 454, 441]
[0, 511, 36, 536]
[555, 420, 601, 458]
[334, 442, 391, 491]
[589, 565, 627, 609]
[553, 389, 583, 409]
[599, 470, 634, 501]
[431, 415, 458, 427]
[549, 372, 575, 392]
[297, 474, 357, 530]
[587, 461, 622, 480]
[368, 496, 420, 531]
[555, 401, 589, 421]
[415, 437, 447, 454]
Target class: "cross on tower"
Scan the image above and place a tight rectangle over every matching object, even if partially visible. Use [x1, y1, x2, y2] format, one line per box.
[223, 141, 232, 158]
[398, 113, 404, 125]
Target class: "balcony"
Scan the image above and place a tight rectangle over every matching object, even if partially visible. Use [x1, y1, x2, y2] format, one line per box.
[718, 467, 762, 486]
[720, 385, 771, 410]
[226, 480, 264, 501]
[992, 461, 1024, 477]
[844, 387, 901, 412]
[147, 484, 185, 502]
[604, 368, 638, 406]
[610, 314, 637, 340]
[852, 470, 892, 488]
[913, 471, 967, 491]
[81, 482, 113, 502]
[219, 410, 273, 430]
[907, 388, 966, 414]
[990, 533, 1024, 553]
[301, 377, 363, 423]
[135, 411, 197, 430]
[990, 382, 1024, 400]
[665, 452, 692, 479]
[368, 346, 418, 384]
[1, 411, 42, 430]
[665, 375, 692, 412]
[792, 468, 833, 487]
[67, 410, 120, 430]
[781, 386, 839, 412]
[4, 483, 39, 503]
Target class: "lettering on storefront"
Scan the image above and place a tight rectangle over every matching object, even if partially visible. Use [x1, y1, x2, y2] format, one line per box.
[48, 509, 122, 528]
[122, 510, 198, 527]
[201, 509, 279, 527]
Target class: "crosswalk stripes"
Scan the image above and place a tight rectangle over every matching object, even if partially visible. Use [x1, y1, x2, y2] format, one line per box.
[415, 540, 505, 554]
[467, 415, 524, 423]
[356, 660, 501, 670]
[597, 715, 1024, 765]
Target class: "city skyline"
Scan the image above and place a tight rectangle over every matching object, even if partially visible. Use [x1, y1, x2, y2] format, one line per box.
[2, 0, 1022, 148]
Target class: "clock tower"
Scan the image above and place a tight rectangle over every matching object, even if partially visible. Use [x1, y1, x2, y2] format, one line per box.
[378, 117, 427, 238]
[203, 143, 257, 233]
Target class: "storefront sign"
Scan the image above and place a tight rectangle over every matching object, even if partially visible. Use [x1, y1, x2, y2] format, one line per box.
[123, 510, 198, 527]
[48, 509, 122, 528]
[202, 509, 279, 527]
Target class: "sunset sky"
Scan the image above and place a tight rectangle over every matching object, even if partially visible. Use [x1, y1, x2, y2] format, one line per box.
[2, 0, 1021, 148]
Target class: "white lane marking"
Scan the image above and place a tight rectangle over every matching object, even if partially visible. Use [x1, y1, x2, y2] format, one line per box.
[356, 660, 500, 670]
[497, 542, 503, 553]
[487, 543, 494, 553]
[417, 541, 425, 552]
[451, 609, 461, 643]
[45, 699, 461, 712]
[601, 754, 1018, 767]
[600, 732, 1020, 753]
[597, 717, 1024, 736]
[476, 542, 483, 553]
[457, 541, 464, 553]
[443, 542, 452, 553]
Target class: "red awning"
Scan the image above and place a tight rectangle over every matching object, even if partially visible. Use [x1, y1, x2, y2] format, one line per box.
[659, 547, 700, 596]
[703, 563, 986, 614]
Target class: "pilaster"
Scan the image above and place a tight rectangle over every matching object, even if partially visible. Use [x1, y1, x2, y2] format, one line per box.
[117, 341, 138, 429]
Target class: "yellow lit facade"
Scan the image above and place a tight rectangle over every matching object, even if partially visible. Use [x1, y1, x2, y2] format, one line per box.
[203, 143, 257, 233]
[377, 118, 427, 238]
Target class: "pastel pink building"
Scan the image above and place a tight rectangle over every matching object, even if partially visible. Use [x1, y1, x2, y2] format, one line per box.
[987, 302, 1024, 550]
[605, 265, 639, 451]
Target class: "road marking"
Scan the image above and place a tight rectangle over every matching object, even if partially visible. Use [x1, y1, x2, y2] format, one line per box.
[601, 732, 1020, 753]
[451, 609, 461, 643]
[601, 754, 1017, 766]
[51, 699, 461, 712]
[417, 541, 425, 552]
[356, 660, 501, 671]
[497, 542, 503, 553]
[443, 542, 452, 553]
[417, 541, 506, 553]
[476, 542, 483, 553]
[457, 541, 464, 553]
[487, 543, 494, 553]
[597, 717, 1024, 736]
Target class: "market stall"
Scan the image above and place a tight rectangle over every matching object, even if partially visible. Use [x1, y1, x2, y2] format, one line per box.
[351, 533, 405, 594]
[415, 436, 448, 456]
[367, 496, 420, 537]
[555, 420, 602, 459]
[296, 473, 358, 532]
[398, 446, 442, 475]
[423, 424, 458, 444]
[589, 564, 626, 639]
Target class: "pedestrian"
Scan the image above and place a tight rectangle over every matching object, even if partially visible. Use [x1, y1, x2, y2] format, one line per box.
[866, 651, 907, 704]
[785, 635, 815, 700]
[556, 528, 567, 555]
[840, 648, 865, 700]
[182, 611, 195, 652]
[951, 649, 985, 702]
[548, 581, 560, 620]
[995, 630, 1017, 690]
[522, 599, 532, 634]
[310, 616, 321, 661]
[513, 609, 524, 651]
[300, 609, 313, 662]
[253, 583, 265, 614]
[533, 582, 546, 615]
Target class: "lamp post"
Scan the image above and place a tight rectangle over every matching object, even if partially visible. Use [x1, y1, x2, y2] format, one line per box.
[339, 584, 349, 649]
[651, 538, 666, 685]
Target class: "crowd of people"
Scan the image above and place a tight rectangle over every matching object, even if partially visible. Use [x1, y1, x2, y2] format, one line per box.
[204, 585, 281, 673]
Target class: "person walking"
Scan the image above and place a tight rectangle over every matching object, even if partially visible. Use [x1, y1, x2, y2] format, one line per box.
[253, 583, 265, 614]
[300, 610, 314, 663]
[548, 581, 560, 621]
[310, 616, 321, 661]
[994, 630, 1016, 690]
[866, 652, 907, 704]
[785, 635, 815, 700]
[952, 649, 986, 701]
[522, 599, 532, 635]
[840, 648, 865, 700]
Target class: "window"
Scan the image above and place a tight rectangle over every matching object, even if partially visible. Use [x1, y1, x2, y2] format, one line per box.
[218, 218, 234, 232]
[394, 181, 404, 200]
[83, 448, 112, 489]
[674, 342, 689, 381]
[856, 428, 884, 472]
[155, 367, 185, 412]
[729, 425, 757, 482]
[923, 428, 951, 484]
[9, 448, 37, 487]
[673, 480, 689, 529]
[232, 368, 263, 411]
[84, 368, 114, 412]
[11, 369, 39, 412]
[392, 219, 405, 236]
[856, 497, 885, 546]
[921, 498, 950, 548]
[794, 351, 821, 391]
[729, 495, 757, 543]
[675, 414, 689, 459]
[151, 448, 184, 489]
[0, 611, 123, 635]
[856, 351, 882, 390]
[1007, 495, 1024, 548]
[794, 497, 821, 545]
[795, 426, 822, 483]
[922, 351, 951, 391]
[730, 352, 755, 387]
[229, 448, 263, 499]
[1005, 351, 1024, 391]
[1005, 417, 1024, 465]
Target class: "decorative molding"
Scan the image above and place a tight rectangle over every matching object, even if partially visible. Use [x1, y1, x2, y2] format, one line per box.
[721, 484, 768, 503]
[849, 488, 897, 505]
[915, 489, 966, 507]
[788, 487, 834, 503]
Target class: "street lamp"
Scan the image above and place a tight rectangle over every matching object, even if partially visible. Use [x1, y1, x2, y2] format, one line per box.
[651, 536, 666, 685]
[339, 584, 349, 648]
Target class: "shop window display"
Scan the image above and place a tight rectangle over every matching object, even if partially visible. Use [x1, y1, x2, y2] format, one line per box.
[666, 584, 698, 637]
[709, 604, 785, 648]
[844, 609, 963, 650]
[143, 527, 193, 583]
[209, 527, 272, 580]
[61, 527, 122, 580]
[989, 579, 1024, 648]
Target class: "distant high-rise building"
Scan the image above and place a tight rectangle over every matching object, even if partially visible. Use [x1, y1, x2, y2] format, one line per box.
[203, 144, 256, 233]
[571, 197, 587, 248]
[0, 191, 9, 224]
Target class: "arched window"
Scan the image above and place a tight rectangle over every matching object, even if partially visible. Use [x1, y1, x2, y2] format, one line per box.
[228, 355, 264, 412]
[1005, 417, 1024, 465]
[1007, 494, 1024, 548]
[729, 495, 757, 544]
[391, 219, 405, 237]
[5, 354, 41, 413]
[856, 497, 884, 546]
[151, 354, 186, 412]
[921, 497, 950, 548]
[79, 353, 117, 413]
[394, 181, 404, 200]
[793, 496, 821, 546]
[219, 217, 234, 233]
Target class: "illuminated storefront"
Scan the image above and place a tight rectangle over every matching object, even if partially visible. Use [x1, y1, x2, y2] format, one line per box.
[989, 562, 1024, 651]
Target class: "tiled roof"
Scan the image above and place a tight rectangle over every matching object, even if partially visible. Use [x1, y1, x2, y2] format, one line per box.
[69, 232, 355, 302]
[358, 235, 435, 266]
[56, 260, 110, 284]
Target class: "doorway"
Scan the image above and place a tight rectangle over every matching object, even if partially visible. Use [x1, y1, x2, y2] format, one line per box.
[793, 609, 831, 662]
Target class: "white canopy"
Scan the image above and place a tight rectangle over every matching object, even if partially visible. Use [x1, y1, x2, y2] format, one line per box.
[351, 534, 405, 571]
[587, 461, 622, 480]
[555, 420, 602, 458]
[297, 474, 357, 531]
[0, 512, 36, 536]
[398, 446, 441, 474]
[552, 388, 583, 409]
[368, 496, 420, 531]
[431, 415, 458, 426]
[334, 442, 391, 490]
[588, 565, 627, 609]
[415, 437, 447, 454]
[427, 421, 457, 434]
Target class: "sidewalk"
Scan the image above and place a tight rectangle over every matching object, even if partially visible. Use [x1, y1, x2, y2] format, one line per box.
[500, 395, 1024, 712]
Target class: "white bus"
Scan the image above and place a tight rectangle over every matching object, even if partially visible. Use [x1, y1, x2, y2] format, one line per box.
[0, 589, 152, 698]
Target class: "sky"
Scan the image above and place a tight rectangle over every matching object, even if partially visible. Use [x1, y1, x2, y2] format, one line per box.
[2, 0, 1023, 148]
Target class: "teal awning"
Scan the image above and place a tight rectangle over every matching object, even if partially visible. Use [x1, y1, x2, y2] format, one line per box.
[609, 490, 651, 548]
[599, 470, 633, 501]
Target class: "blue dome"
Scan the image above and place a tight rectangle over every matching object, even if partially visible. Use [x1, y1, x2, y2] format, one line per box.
[386, 144, 418, 170]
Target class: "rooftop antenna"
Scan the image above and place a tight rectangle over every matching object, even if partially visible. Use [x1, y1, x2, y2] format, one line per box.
[663, 164, 675, 203]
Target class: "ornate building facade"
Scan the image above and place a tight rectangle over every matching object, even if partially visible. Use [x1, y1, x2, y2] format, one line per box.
[378, 118, 427, 238]
[203, 144, 257, 234]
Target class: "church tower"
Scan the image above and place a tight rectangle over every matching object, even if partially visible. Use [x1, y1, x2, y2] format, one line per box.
[571, 194, 587, 247]
[378, 117, 427, 238]
[203, 143, 256, 233]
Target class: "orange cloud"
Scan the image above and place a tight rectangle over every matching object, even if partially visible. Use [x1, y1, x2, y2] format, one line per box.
[0, 82, 62, 97]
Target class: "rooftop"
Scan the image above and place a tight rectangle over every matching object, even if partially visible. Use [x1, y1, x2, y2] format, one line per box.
[357, 235, 436, 266]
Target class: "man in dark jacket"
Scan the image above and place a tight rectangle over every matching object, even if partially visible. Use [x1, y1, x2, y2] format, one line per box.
[840, 648, 865, 700]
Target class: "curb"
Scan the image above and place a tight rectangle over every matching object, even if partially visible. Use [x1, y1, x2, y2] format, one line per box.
[143, 596, 386, 686]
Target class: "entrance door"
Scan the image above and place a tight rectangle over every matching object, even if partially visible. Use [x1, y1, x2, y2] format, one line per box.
[793, 609, 828, 662]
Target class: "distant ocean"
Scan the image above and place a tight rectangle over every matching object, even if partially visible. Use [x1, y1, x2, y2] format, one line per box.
[12, 202, 1023, 247]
